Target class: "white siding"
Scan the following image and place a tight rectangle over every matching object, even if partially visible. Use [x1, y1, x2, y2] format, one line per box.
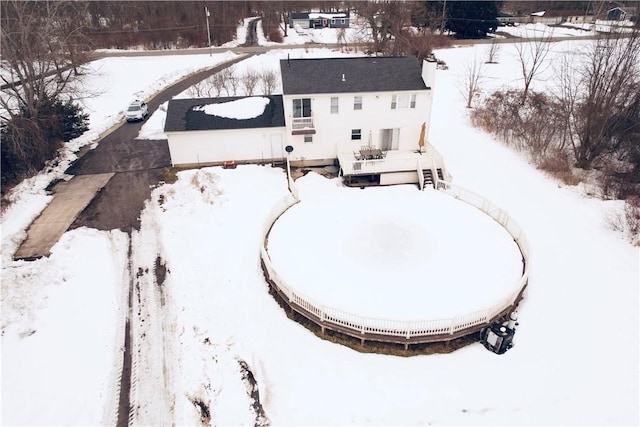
[291, 19, 310, 29]
[167, 127, 286, 166]
[380, 171, 420, 186]
[282, 89, 433, 162]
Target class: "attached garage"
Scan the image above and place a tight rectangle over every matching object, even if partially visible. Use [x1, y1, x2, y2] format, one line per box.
[165, 95, 286, 167]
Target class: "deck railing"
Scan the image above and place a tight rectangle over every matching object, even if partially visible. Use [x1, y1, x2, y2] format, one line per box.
[261, 178, 530, 342]
[337, 143, 447, 178]
[337, 151, 423, 176]
[291, 117, 314, 130]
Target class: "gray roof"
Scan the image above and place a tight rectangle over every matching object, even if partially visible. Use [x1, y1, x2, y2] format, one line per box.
[290, 12, 309, 19]
[164, 95, 285, 132]
[280, 56, 428, 95]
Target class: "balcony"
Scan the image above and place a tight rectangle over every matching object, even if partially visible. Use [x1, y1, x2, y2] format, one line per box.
[291, 117, 315, 135]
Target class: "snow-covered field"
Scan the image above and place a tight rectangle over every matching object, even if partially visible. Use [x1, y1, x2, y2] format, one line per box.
[495, 22, 593, 38]
[1, 19, 638, 426]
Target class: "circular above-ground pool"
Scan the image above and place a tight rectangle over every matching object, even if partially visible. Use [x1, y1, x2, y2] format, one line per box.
[266, 174, 524, 324]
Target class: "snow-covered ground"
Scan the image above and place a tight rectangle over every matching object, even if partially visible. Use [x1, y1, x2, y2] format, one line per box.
[494, 21, 636, 39]
[2, 18, 639, 427]
[495, 22, 593, 38]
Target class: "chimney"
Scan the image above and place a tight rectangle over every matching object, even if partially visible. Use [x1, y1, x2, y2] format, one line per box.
[341, 73, 346, 82]
[287, 54, 290, 67]
[421, 58, 436, 89]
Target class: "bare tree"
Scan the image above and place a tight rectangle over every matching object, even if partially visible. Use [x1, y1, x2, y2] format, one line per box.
[561, 30, 640, 169]
[222, 68, 236, 96]
[186, 81, 205, 98]
[1, 1, 92, 185]
[259, 69, 278, 95]
[514, 28, 554, 104]
[459, 55, 485, 108]
[336, 28, 350, 52]
[226, 65, 240, 96]
[350, 0, 413, 55]
[1, 1, 91, 120]
[211, 73, 227, 97]
[554, 54, 580, 154]
[241, 69, 260, 96]
[486, 38, 501, 63]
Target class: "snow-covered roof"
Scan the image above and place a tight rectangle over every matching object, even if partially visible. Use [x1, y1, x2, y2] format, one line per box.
[164, 95, 285, 132]
[192, 97, 270, 120]
[290, 11, 350, 20]
[308, 12, 347, 19]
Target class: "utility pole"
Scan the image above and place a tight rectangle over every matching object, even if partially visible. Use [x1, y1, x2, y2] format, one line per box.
[205, 6, 212, 56]
[440, 0, 447, 35]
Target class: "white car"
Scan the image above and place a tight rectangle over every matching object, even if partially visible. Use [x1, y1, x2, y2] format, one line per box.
[125, 100, 148, 122]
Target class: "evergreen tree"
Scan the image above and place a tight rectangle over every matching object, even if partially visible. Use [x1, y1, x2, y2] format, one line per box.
[1, 99, 89, 189]
[47, 99, 90, 142]
[412, 1, 447, 29]
[445, 1, 500, 38]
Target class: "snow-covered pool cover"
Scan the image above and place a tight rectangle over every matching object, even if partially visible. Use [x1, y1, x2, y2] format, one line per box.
[193, 96, 270, 120]
[268, 174, 524, 321]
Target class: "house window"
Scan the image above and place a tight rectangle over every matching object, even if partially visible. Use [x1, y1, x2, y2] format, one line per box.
[380, 128, 400, 151]
[330, 97, 339, 114]
[351, 129, 362, 140]
[354, 96, 362, 110]
[391, 94, 416, 109]
[293, 98, 312, 117]
[341, 18, 346, 24]
[304, 135, 313, 143]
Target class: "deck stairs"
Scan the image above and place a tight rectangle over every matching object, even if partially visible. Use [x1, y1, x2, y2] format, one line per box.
[421, 168, 445, 190]
[422, 169, 435, 189]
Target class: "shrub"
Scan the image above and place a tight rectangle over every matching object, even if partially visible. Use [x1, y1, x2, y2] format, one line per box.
[536, 148, 580, 186]
[267, 29, 283, 43]
[472, 89, 564, 161]
[625, 197, 640, 245]
[1, 98, 89, 192]
[406, 33, 453, 60]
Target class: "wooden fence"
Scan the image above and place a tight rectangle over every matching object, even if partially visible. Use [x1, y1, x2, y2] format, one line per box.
[261, 179, 529, 345]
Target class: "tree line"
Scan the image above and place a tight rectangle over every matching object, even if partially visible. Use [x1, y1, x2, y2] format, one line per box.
[468, 30, 640, 242]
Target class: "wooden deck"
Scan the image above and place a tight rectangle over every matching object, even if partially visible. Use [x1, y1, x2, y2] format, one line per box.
[261, 258, 526, 350]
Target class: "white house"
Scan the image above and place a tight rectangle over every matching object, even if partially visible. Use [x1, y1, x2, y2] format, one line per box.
[165, 56, 448, 188]
[289, 11, 351, 29]
[279, 56, 447, 187]
[530, 9, 595, 25]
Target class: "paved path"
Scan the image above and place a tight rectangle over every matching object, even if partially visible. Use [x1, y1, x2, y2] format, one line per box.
[14, 173, 114, 260]
[69, 53, 254, 232]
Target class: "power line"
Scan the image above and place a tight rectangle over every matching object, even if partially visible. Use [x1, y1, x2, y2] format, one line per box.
[88, 25, 200, 34]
